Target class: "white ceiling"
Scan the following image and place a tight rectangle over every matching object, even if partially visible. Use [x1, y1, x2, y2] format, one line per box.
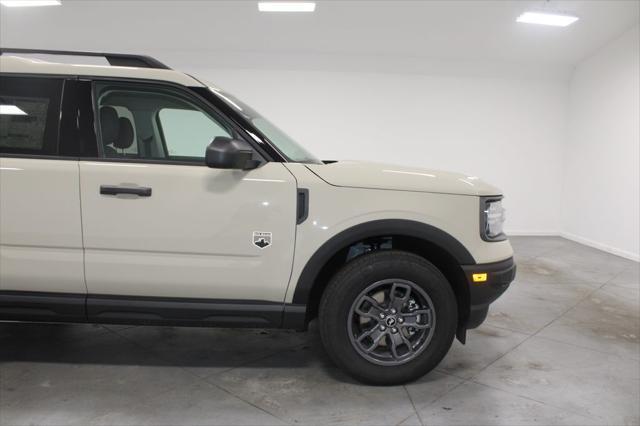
[1, 0, 638, 80]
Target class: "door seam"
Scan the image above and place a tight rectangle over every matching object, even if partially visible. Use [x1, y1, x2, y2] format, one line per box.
[77, 161, 90, 319]
[280, 163, 302, 315]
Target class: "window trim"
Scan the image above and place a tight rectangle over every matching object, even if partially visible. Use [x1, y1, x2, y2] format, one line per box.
[91, 78, 269, 166]
[0, 152, 80, 161]
[154, 109, 169, 159]
[1, 73, 283, 164]
[57, 79, 99, 158]
[56, 80, 66, 154]
[188, 85, 288, 163]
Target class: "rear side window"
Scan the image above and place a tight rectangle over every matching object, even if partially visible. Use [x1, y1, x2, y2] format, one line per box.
[0, 76, 62, 155]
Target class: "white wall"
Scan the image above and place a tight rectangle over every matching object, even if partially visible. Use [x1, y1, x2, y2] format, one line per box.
[189, 68, 567, 234]
[562, 25, 640, 261]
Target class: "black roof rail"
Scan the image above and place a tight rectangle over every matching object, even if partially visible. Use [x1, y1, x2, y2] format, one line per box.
[0, 48, 171, 70]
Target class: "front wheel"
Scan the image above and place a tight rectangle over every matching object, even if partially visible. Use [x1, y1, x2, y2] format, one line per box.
[319, 250, 457, 385]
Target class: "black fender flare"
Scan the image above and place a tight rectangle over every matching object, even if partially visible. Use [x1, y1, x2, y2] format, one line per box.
[291, 219, 476, 305]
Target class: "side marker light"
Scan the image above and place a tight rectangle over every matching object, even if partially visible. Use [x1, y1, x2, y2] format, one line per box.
[472, 273, 488, 283]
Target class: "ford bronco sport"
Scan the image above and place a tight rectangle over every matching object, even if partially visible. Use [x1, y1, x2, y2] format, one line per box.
[0, 48, 515, 385]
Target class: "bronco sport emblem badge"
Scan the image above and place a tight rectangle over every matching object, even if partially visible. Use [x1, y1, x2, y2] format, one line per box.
[253, 231, 272, 249]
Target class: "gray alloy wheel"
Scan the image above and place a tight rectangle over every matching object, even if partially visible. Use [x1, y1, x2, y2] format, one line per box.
[347, 278, 436, 366]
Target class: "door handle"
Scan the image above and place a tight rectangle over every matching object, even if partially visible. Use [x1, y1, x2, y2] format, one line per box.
[100, 185, 152, 197]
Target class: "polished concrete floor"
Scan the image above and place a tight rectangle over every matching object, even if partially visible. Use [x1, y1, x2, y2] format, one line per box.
[1, 237, 638, 426]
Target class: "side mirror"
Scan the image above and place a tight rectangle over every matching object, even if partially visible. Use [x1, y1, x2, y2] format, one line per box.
[205, 137, 260, 170]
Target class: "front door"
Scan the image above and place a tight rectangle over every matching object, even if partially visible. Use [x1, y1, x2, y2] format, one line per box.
[79, 81, 297, 308]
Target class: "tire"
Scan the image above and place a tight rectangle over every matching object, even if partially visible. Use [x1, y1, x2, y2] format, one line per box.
[319, 250, 457, 385]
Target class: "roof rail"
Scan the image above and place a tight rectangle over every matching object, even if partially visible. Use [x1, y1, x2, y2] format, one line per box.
[0, 48, 171, 70]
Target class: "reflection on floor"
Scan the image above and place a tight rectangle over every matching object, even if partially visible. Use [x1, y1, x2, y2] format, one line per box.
[1, 237, 638, 425]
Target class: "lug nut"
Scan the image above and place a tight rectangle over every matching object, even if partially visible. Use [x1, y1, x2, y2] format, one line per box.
[398, 318, 404, 324]
[391, 327, 398, 333]
[379, 313, 386, 319]
[380, 325, 386, 331]
[390, 308, 397, 314]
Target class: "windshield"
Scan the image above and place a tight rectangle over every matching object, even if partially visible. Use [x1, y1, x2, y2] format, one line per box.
[208, 87, 321, 164]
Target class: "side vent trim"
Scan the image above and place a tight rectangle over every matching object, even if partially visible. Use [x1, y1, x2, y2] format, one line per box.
[297, 188, 309, 224]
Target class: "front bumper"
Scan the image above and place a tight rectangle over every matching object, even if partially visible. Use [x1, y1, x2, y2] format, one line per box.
[461, 257, 516, 332]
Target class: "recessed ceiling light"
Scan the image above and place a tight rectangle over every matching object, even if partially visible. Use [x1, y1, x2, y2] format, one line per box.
[258, 2, 315, 12]
[0, 0, 61, 7]
[0, 105, 28, 115]
[516, 11, 579, 27]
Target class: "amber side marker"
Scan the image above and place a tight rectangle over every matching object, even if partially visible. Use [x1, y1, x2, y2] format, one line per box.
[472, 273, 488, 283]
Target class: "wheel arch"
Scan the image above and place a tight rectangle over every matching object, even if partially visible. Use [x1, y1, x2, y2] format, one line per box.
[291, 219, 475, 332]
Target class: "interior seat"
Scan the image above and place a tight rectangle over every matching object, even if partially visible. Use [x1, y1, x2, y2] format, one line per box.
[115, 117, 135, 153]
[99, 106, 120, 157]
[99, 106, 135, 157]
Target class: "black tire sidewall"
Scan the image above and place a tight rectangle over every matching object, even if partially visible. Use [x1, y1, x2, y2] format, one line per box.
[319, 251, 457, 385]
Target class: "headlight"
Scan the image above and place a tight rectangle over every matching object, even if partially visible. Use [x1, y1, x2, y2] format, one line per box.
[481, 197, 506, 241]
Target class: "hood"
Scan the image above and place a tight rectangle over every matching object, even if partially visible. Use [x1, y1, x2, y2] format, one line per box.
[306, 161, 502, 196]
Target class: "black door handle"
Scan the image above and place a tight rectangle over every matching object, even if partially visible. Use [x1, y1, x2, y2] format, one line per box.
[100, 185, 152, 197]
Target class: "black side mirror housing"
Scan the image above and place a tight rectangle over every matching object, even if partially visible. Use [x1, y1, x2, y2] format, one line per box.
[205, 137, 260, 170]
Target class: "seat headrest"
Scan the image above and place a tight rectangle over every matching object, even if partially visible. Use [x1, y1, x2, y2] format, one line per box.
[115, 117, 134, 150]
[100, 106, 119, 144]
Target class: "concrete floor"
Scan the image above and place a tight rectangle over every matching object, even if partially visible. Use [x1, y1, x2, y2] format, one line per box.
[0, 236, 638, 426]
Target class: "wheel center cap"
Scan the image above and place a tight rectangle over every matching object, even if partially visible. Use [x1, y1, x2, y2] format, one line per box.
[385, 316, 397, 327]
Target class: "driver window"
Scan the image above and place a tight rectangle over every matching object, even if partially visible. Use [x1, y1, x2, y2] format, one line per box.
[96, 82, 233, 161]
[158, 108, 229, 158]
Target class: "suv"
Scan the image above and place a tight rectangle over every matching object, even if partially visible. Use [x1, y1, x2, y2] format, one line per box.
[0, 49, 515, 385]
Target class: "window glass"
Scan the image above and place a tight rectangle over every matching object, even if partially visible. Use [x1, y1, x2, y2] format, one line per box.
[0, 77, 62, 155]
[204, 85, 321, 164]
[96, 82, 233, 161]
[251, 117, 317, 164]
[159, 109, 230, 158]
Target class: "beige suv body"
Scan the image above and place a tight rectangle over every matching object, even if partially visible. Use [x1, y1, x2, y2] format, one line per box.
[0, 50, 515, 384]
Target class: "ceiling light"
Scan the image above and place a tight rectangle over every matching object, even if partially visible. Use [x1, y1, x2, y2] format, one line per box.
[516, 11, 579, 27]
[0, 0, 61, 6]
[0, 105, 27, 115]
[258, 2, 315, 12]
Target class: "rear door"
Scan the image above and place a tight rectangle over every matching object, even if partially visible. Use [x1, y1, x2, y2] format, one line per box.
[0, 76, 88, 319]
[78, 81, 297, 319]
